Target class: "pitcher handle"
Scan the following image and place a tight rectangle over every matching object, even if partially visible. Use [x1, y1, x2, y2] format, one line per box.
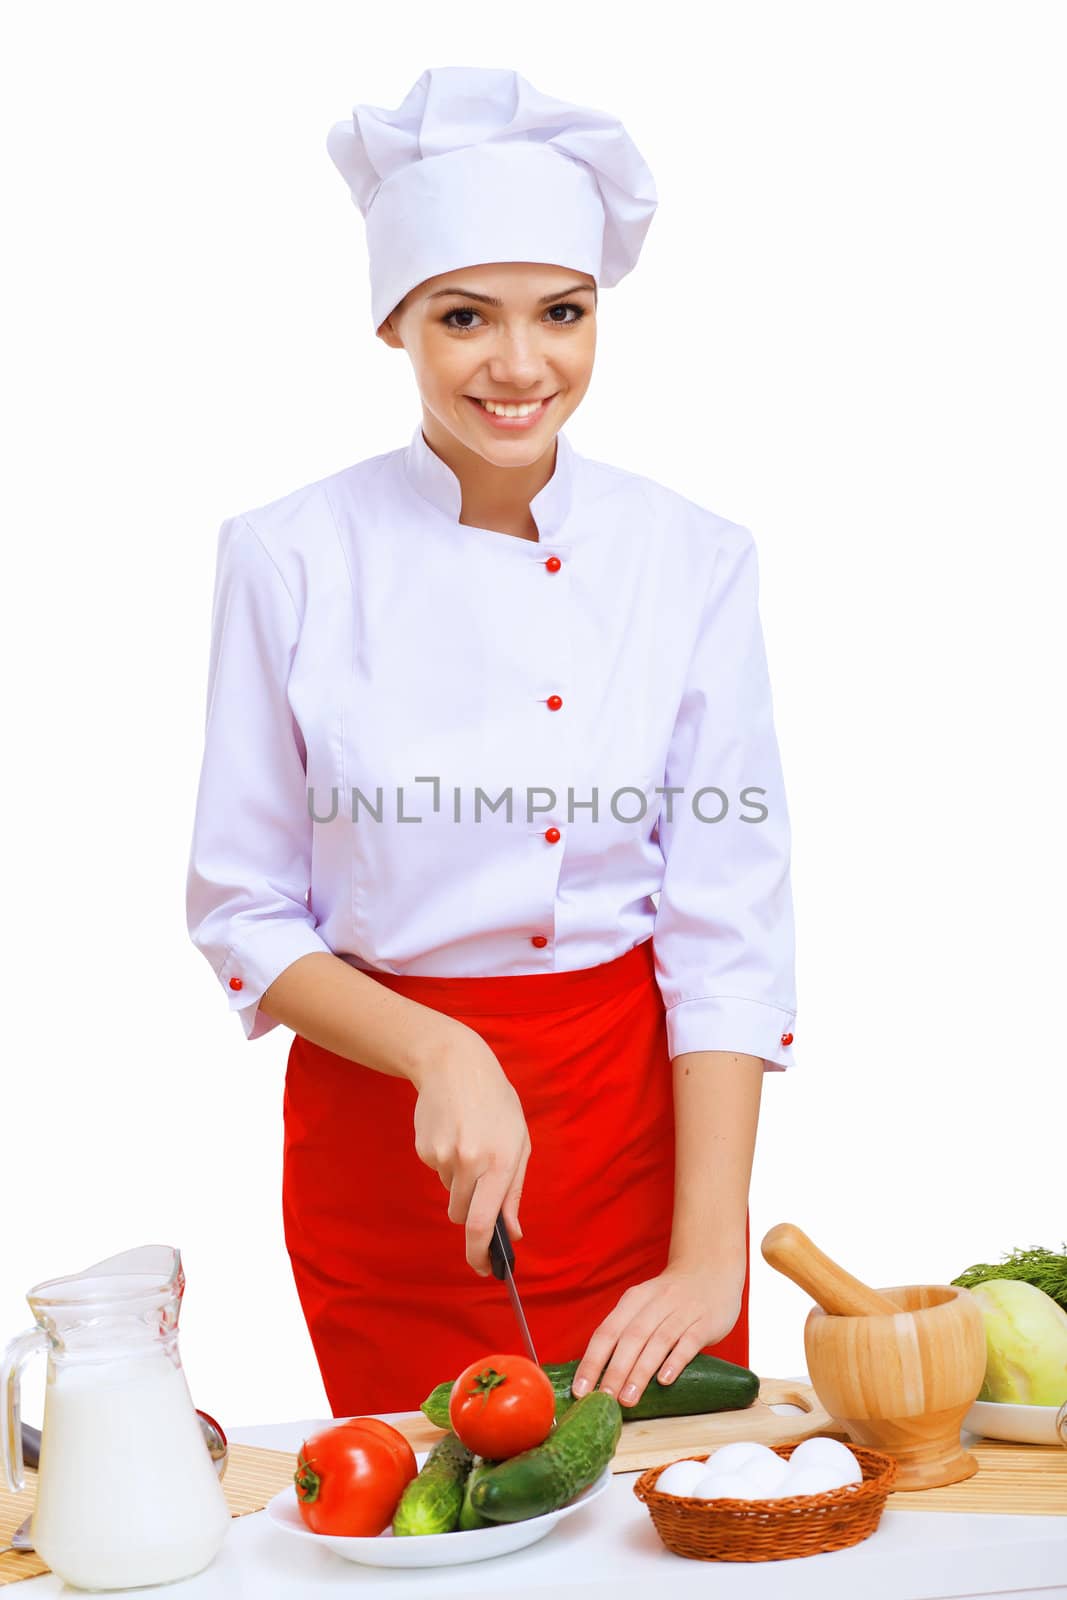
[0, 1326, 48, 1492]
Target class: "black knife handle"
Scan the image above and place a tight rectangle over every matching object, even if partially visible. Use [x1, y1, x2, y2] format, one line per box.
[489, 1211, 515, 1281]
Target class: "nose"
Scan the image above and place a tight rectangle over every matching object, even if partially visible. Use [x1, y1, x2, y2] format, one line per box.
[484, 326, 553, 389]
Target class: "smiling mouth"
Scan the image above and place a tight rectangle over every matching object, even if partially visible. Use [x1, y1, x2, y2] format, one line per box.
[465, 393, 559, 420]
[469, 394, 557, 404]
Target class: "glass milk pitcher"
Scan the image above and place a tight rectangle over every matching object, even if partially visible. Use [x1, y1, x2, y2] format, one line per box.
[1, 1244, 230, 1591]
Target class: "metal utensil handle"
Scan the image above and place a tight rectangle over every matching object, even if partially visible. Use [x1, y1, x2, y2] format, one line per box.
[489, 1212, 515, 1281]
[21, 1422, 41, 1470]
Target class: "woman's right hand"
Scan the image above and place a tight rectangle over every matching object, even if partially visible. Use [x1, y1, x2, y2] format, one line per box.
[409, 1020, 531, 1278]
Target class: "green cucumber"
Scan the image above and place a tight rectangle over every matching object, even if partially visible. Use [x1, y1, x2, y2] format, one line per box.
[470, 1390, 622, 1523]
[457, 1458, 498, 1531]
[391, 1432, 474, 1537]
[420, 1352, 758, 1430]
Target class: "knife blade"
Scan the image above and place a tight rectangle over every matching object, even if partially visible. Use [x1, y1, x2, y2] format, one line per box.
[489, 1212, 539, 1369]
[487, 1218, 557, 1433]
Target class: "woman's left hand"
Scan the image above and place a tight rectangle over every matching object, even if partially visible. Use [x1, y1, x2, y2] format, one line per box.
[569, 1254, 747, 1408]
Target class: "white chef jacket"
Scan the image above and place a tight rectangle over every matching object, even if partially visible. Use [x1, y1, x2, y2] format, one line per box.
[186, 421, 798, 1069]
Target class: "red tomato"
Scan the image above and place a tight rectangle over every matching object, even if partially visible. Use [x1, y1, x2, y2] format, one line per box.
[294, 1419, 417, 1535]
[448, 1353, 556, 1458]
[337, 1417, 417, 1484]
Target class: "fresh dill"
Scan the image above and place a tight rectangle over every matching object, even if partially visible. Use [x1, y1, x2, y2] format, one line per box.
[951, 1245, 1067, 1312]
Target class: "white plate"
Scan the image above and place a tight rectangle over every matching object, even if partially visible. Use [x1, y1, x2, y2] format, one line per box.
[963, 1398, 1064, 1445]
[265, 1451, 612, 1569]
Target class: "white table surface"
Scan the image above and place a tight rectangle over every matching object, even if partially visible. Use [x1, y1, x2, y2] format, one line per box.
[14, 1377, 1067, 1598]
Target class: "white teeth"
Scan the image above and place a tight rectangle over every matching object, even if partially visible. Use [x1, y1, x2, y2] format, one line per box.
[480, 397, 545, 417]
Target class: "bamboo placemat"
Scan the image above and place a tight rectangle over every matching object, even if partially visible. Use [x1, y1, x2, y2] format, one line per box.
[0, 1443, 297, 1587]
[886, 1439, 1067, 1517]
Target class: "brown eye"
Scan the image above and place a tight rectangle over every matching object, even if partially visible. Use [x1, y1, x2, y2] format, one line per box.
[440, 303, 587, 333]
[546, 304, 586, 325]
[441, 307, 484, 331]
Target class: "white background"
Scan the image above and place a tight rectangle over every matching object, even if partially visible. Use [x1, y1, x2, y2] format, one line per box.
[3, 1, 1064, 1433]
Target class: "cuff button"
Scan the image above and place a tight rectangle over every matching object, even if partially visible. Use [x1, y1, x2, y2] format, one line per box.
[780, 1031, 793, 1046]
[229, 977, 244, 991]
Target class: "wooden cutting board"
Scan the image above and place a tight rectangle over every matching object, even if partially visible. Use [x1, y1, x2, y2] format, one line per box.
[392, 1375, 847, 1469]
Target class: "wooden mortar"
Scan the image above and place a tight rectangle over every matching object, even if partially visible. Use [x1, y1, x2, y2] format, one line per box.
[762, 1222, 988, 1490]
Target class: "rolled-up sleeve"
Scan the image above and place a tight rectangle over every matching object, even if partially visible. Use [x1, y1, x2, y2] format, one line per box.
[652, 522, 798, 1071]
[186, 515, 335, 1040]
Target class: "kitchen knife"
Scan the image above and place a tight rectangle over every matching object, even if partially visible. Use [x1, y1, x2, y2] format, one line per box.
[489, 1211, 540, 1369]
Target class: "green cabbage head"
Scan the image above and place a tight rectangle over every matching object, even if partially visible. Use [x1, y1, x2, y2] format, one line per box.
[970, 1278, 1067, 1405]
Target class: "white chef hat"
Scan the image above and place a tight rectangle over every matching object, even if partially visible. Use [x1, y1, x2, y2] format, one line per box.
[326, 65, 658, 333]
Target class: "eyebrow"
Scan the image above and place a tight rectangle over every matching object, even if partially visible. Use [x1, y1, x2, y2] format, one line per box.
[425, 284, 597, 306]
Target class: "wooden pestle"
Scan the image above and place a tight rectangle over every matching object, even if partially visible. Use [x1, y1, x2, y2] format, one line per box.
[761, 1223, 902, 1316]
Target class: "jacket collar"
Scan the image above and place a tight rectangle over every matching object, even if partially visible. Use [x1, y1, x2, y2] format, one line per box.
[401, 420, 577, 543]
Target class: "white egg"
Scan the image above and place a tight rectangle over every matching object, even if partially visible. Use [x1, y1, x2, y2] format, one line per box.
[774, 1463, 856, 1498]
[655, 1459, 709, 1498]
[786, 1437, 863, 1485]
[691, 1470, 760, 1501]
[702, 1440, 782, 1476]
[731, 1452, 791, 1497]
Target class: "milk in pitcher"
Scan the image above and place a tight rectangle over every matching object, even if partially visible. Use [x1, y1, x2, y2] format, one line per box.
[32, 1352, 230, 1590]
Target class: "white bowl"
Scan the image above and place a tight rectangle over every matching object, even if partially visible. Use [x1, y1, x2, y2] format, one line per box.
[963, 1398, 1064, 1446]
[265, 1451, 612, 1569]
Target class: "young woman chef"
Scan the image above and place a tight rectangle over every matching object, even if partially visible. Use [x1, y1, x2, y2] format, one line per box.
[186, 65, 798, 1418]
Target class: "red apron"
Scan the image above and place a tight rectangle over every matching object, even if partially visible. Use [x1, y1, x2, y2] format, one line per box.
[281, 936, 750, 1415]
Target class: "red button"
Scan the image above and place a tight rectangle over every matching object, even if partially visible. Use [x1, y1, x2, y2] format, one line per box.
[545, 556, 562, 573]
[546, 695, 563, 711]
[229, 977, 244, 991]
[545, 827, 561, 844]
[531, 935, 549, 948]
[780, 1032, 793, 1047]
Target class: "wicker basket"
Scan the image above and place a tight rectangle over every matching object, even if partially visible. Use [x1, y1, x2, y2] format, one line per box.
[632, 1439, 898, 1562]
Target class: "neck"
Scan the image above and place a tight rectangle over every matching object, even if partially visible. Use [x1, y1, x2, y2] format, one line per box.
[422, 411, 557, 536]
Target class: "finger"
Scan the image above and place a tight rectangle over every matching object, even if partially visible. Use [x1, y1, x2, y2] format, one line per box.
[614, 1313, 702, 1407]
[503, 1140, 530, 1240]
[571, 1283, 662, 1397]
[447, 1165, 477, 1227]
[465, 1169, 509, 1276]
[657, 1328, 707, 1386]
[570, 1310, 632, 1398]
[599, 1307, 687, 1401]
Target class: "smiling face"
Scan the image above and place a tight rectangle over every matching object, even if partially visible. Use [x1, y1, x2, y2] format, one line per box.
[377, 261, 597, 470]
